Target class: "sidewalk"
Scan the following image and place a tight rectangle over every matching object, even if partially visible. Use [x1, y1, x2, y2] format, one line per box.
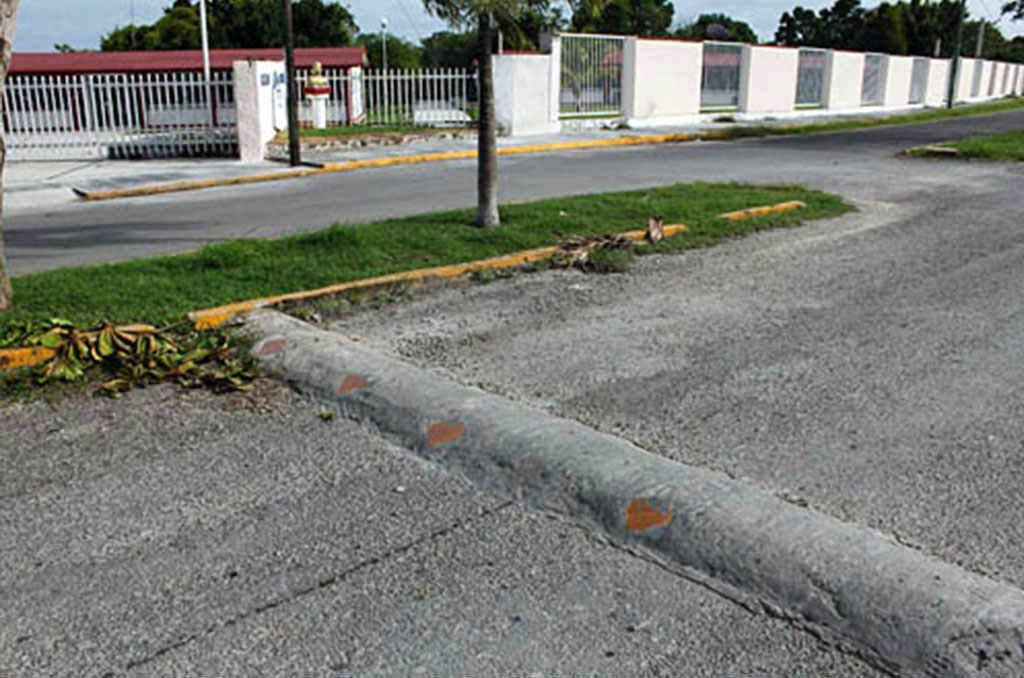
[2, 103, 935, 215]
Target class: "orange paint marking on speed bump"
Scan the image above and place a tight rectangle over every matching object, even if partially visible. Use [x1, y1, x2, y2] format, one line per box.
[626, 499, 675, 532]
[336, 374, 370, 396]
[251, 338, 286, 358]
[427, 421, 467, 447]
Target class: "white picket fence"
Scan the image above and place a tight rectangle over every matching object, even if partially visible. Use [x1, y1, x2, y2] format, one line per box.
[295, 67, 476, 127]
[2, 71, 237, 160]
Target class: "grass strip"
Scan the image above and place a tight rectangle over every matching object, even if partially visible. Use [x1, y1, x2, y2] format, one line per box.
[943, 129, 1024, 160]
[719, 97, 1024, 140]
[1, 183, 853, 337]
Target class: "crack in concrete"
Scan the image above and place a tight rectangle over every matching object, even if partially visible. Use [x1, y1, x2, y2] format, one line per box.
[122, 499, 516, 674]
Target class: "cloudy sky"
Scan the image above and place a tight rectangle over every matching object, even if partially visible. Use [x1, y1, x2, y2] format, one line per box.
[13, 0, 1021, 52]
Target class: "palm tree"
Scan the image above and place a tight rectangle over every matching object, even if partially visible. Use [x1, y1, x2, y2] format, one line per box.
[0, 0, 20, 311]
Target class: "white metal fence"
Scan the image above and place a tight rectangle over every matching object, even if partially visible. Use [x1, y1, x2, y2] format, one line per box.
[2, 71, 236, 160]
[861, 54, 885, 105]
[701, 42, 743, 110]
[796, 48, 827, 107]
[559, 33, 625, 117]
[296, 67, 476, 128]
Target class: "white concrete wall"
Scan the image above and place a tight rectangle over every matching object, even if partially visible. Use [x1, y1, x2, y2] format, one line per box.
[493, 54, 561, 136]
[622, 38, 702, 123]
[883, 55, 914, 107]
[924, 58, 950, 106]
[823, 51, 865, 110]
[234, 60, 286, 162]
[977, 60, 993, 98]
[1017, 65, 1024, 95]
[954, 58, 976, 102]
[739, 45, 799, 114]
[992, 62, 1006, 95]
[540, 33, 562, 131]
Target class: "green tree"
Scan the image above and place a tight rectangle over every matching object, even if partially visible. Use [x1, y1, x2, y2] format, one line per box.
[0, 0, 18, 311]
[357, 33, 424, 69]
[422, 29, 478, 67]
[1004, 0, 1024, 20]
[101, 0, 358, 51]
[422, 0, 568, 229]
[570, 0, 673, 37]
[859, 2, 909, 53]
[675, 13, 758, 43]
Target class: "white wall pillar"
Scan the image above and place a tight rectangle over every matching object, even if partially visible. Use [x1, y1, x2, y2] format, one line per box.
[540, 32, 562, 130]
[883, 55, 914, 107]
[234, 60, 286, 162]
[954, 58, 975, 102]
[739, 45, 799, 114]
[622, 38, 702, 126]
[924, 59, 950, 106]
[493, 53, 561, 136]
[823, 50, 865, 110]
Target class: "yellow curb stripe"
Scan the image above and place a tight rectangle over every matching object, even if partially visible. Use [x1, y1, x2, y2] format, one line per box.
[0, 324, 159, 373]
[0, 347, 57, 371]
[719, 200, 807, 222]
[76, 133, 707, 202]
[189, 223, 692, 330]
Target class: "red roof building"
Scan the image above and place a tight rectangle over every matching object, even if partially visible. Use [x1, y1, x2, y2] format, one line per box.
[10, 47, 367, 76]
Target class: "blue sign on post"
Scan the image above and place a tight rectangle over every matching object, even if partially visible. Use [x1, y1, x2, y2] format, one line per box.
[261, 74, 271, 87]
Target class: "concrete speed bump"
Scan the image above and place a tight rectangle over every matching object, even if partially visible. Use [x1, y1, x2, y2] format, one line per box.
[245, 308, 1024, 678]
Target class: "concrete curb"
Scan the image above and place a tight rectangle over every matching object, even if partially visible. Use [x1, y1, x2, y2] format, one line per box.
[71, 133, 705, 202]
[245, 309, 1024, 678]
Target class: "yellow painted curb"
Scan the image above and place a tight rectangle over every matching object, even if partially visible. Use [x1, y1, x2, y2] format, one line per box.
[189, 222, 691, 330]
[0, 346, 57, 371]
[0, 324, 158, 373]
[76, 133, 705, 202]
[719, 200, 807, 222]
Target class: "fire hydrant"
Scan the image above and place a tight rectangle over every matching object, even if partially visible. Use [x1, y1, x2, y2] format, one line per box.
[303, 62, 331, 130]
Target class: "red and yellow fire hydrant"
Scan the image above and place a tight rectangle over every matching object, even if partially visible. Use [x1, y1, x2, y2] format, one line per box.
[303, 62, 331, 129]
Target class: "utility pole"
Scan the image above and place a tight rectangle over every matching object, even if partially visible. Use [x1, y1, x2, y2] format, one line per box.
[281, 0, 300, 166]
[946, 0, 967, 109]
[381, 17, 388, 71]
[975, 19, 985, 58]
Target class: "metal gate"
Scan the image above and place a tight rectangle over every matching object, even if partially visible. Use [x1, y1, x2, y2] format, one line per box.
[2, 71, 237, 160]
[861, 54, 885, 106]
[796, 48, 827, 107]
[909, 57, 929, 104]
[701, 42, 743, 110]
[559, 33, 625, 117]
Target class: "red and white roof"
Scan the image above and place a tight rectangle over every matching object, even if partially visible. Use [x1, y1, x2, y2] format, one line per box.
[10, 47, 367, 75]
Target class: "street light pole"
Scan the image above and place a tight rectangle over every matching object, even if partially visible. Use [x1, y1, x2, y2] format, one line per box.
[199, 0, 214, 126]
[381, 17, 388, 71]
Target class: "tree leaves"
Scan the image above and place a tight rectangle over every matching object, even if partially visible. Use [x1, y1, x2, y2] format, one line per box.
[5, 320, 257, 398]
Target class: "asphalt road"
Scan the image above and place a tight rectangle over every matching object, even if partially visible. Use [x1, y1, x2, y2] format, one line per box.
[7, 108, 1024, 275]
[1, 382, 881, 677]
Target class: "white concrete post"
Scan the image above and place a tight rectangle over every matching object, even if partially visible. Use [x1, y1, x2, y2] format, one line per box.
[739, 45, 799, 115]
[954, 58, 975, 102]
[622, 38, 701, 126]
[234, 60, 287, 162]
[540, 32, 561, 130]
[823, 50, 865, 110]
[621, 37, 638, 120]
[882, 55, 914, 107]
[493, 53, 562, 136]
[924, 59, 951, 107]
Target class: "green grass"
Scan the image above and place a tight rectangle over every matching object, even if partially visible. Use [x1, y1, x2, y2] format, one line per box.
[0, 183, 854, 338]
[943, 129, 1024, 160]
[723, 97, 1024, 140]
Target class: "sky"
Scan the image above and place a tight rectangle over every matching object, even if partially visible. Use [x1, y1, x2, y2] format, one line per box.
[12, 0, 1022, 53]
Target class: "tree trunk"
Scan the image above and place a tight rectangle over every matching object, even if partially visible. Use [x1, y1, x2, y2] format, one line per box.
[475, 10, 500, 229]
[0, 0, 19, 312]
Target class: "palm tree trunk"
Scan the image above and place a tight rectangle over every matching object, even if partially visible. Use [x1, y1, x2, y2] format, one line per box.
[475, 10, 500, 228]
[0, 0, 19, 312]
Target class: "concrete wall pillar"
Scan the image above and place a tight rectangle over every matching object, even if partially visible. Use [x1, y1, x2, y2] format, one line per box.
[623, 38, 702, 126]
[924, 59, 950, 106]
[234, 59, 286, 162]
[954, 58, 975, 102]
[823, 50, 865, 110]
[739, 45, 799, 114]
[540, 32, 562, 130]
[883, 55, 914, 107]
[493, 53, 561, 136]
